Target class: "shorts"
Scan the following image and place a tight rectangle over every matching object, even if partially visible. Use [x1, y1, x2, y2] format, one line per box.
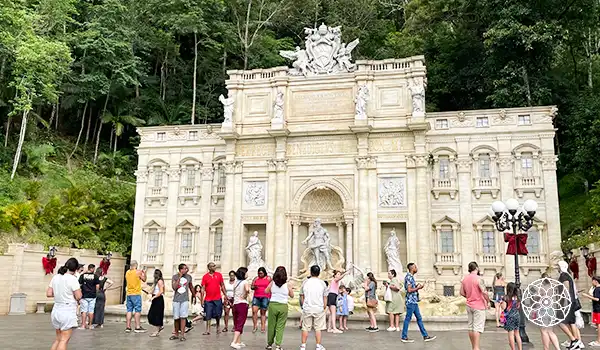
[51, 304, 78, 331]
[593, 312, 600, 325]
[173, 301, 189, 319]
[225, 297, 234, 308]
[327, 293, 338, 307]
[126, 295, 142, 313]
[233, 303, 249, 333]
[252, 297, 269, 310]
[563, 304, 576, 325]
[204, 299, 223, 320]
[467, 306, 486, 333]
[80, 298, 96, 313]
[301, 311, 326, 332]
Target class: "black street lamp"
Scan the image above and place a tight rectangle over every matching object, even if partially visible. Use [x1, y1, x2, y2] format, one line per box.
[489, 198, 538, 344]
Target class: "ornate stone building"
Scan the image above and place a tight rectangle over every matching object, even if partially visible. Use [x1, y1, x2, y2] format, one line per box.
[131, 25, 560, 293]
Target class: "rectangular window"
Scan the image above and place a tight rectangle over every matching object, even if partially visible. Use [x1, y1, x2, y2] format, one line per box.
[482, 231, 495, 254]
[526, 229, 540, 254]
[439, 157, 450, 179]
[479, 156, 491, 178]
[521, 153, 533, 177]
[435, 119, 449, 129]
[147, 231, 159, 253]
[181, 230, 192, 254]
[518, 115, 531, 125]
[440, 230, 454, 253]
[154, 167, 163, 187]
[186, 166, 196, 187]
[188, 131, 198, 140]
[476, 117, 489, 127]
[156, 132, 166, 141]
[214, 227, 223, 257]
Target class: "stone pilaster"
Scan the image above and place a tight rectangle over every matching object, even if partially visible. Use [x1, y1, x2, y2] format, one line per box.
[163, 166, 181, 276]
[456, 157, 474, 274]
[541, 155, 561, 253]
[274, 159, 288, 267]
[232, 162, 244, 268]
[291, 218, 301, 276]
[266, 160, 278, 266]
[197, 165, 214, 268]
[367, 158, 379, 272]
[221, 160, 239, 271]
[336, 222, 345, 250]
[345, 219, 354, 267]
[413, 154, 434, 277]
[131, 166, 148, 264]
[355, 156, 372, 269]
[406, 160, 418, 265]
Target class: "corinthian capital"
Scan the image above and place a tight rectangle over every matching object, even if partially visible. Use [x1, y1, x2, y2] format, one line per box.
[497, 156, 514, 171]
[223, 160, 242, 174]
[541, 155, 558, 170]
[355, 156, 376, 169]
[201, 167, 214, 180]
[168, 167, 181, 181]
[411, 154, 429, 168]
[455, 158, 472, 173]
[134, 168, 148, 183]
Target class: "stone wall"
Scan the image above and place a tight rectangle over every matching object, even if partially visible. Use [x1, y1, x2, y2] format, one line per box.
[0, 243, 126, 315]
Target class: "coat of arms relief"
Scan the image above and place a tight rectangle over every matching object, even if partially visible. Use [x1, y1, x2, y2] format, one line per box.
[279, 24, 359, 76]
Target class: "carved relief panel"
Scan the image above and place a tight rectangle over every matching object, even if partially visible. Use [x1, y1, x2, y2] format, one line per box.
[243, 181, 268, 210]
[378, 177, 406, 208]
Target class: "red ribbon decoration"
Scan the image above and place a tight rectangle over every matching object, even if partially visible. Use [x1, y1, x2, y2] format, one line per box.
[504, 232, 528, 256]
[569, 259, 579, 279]
[42, 257, 57, 275]
[587, 257, 597, 278]
[99, 259, 111, 276]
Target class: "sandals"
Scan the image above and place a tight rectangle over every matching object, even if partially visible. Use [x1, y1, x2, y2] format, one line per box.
[202, 332, 210, 335]
[169, 335, 179, 340]
[222, 328, 228, 332]
[149, 332, 160, 337]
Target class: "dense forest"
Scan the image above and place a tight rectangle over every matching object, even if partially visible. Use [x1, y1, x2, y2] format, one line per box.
[1, 0, 600, 254]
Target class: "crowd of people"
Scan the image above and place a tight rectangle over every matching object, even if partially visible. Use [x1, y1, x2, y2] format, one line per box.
[46, 256, 600, 350]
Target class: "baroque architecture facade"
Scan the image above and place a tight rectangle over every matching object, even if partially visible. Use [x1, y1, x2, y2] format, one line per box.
[131, 25, 560, 293]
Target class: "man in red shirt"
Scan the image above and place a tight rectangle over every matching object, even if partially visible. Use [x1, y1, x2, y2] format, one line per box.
[200, 262, 229, 335]
[460, 261, 490, 350]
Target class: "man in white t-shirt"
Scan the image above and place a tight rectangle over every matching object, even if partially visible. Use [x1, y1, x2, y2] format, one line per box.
[300, 265, 328, 350]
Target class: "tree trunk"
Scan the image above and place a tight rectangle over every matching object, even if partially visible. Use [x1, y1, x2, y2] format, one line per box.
[4, 116, 11, 148]
[243, 0, 253, 70]
[191, 32, 198, 125]
[113, 134, 118, 154]
[588, 58, 594, 89]
[0, 56, 6, 80]
[84, 106, 92, 147]
[48, 103, 56, 128]
[109, 126, 114, 151]
[160, 51, 168, 101]
[521, 66, 532, 106]
[136, 84, 140, 98]
[10, 109, 29, 180]
[55, 99, 60, 130]
[94, 92, 110, 164]
[69, 101, 88, 159]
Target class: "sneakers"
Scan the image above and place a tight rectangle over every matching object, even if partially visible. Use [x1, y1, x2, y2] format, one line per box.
[424, 336, 436, 342]
[365, 326, 373, 331]
[569, 339, 585, 349]
[401, 338, 415, 343]
[266, 346, 273, 350]
[316, 345, 326, 350]
[589, 341, 600, 348]
[231, 343, 242, 349]
[332, 329, 343, 334]
[134, 327, 147, 333]
[299, 344, 306, 350]
[124, 328, 132, 333]
[368, 327, 380, 333]
[387, 327, 396, 332]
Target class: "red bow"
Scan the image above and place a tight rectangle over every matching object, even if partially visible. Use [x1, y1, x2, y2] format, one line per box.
[504, 232, 528, 256]
[42, 257, 57, 275]
[587, 257, 597, 278]
[570, 260, 579, 279]
[99, 259, 111, 276]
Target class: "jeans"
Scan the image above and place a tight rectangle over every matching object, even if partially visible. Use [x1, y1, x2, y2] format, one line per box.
[401, 303, 428, 339]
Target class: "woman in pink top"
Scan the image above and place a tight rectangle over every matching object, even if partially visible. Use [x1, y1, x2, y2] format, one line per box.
[327, 270, 350, 333]
[251, 267, 271, 333]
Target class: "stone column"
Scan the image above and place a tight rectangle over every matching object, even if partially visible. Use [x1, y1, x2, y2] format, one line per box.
[233, 163, 244, 267]
[456, 157, 474, 275]
[336, 222, 345, 249]
[355, 156, 371, 269]
[413, 154, 434, 277]
[221, 161, 238, 272]
[406, 163, 418, 264]
[291, 218, 301, 276]
[163, 166, 181, 276]
[197, 165, 214, 268]
[368, 159, 379, 272]
[131, 166, 148, 264]
[274, 159, 288, 267]
[345, 219, 354, 267]
[266, 160, 278, 266]
[541, 155, 561, 253]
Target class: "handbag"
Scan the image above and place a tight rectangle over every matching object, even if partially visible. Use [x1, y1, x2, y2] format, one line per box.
[366, 298, 378, 308]
[575, 311, 584, 329]
[384, 286, 393, 302]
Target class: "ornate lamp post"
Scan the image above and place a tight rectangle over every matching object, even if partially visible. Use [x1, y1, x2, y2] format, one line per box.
[489, 198, 538, 343]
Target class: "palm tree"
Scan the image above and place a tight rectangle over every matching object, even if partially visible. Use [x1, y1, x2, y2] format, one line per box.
[101, 112, 145, 154]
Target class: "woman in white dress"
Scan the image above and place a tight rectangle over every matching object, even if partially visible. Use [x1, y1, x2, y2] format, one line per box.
[47, 257, 83, 350]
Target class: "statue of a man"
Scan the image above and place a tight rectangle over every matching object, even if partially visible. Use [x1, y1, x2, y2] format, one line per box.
[302, 218, 333, 271]
[246, 231, 264, 267]
[384, 228, 403, 274]
[354, 84, 368, 119]
[273, 89, 284, 121]
[219, 92, 235, 125]
[409, 78, 425, 114]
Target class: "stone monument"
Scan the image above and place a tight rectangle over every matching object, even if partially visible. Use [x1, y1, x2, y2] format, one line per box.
[299, 218, 345, 278]
[246, 231, 271, 274]
[218, 92, 234, 128]
[384, 228, 403, 275]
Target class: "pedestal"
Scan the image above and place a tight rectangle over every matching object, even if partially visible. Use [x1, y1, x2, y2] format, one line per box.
[9, 293, 27, 315]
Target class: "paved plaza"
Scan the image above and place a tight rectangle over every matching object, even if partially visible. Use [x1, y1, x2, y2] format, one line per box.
[2, 315, 600, 349]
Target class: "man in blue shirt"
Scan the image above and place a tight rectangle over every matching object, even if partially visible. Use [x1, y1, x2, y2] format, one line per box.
[401, 263, 436, 343]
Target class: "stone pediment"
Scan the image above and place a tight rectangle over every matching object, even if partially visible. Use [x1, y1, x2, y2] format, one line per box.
[432, 215, 459, 229]
[143, 220, 164, 229]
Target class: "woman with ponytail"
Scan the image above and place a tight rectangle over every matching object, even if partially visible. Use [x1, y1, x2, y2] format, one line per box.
[47, 257, 83, 350]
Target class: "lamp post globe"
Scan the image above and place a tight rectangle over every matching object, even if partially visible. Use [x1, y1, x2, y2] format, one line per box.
[491, 201, 506, 216]
[505, 198, 520, 213]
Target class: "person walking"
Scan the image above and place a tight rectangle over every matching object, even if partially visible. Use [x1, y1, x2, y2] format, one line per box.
[148, 269, 165, 337]
[222, 271, 236, 332]
[538, 273, 561, 350]
[384, 269, 404, 332]
[170, 263, 194, 342]
[201, 262, 229, 335]
[78, 264, 99, 330]
[92, 267, 113, 329]
[557, 260, 584, 350]
[300, 265, 328, 350]
[47, 258, 82, 350]
[401, 263, 436, 343]
[265, 266, 294, 350]
[460, 262, 489, 350]
[327, 270, 349, 333]
[580, 276, 600, 347]
[501, 282, 523, 350]
[364, 272, 379, 332]
[492, 272, 506, 328]
[231, 267, 250, 349]
[125, 260, 147, 333]
[251, 267, 271, 333]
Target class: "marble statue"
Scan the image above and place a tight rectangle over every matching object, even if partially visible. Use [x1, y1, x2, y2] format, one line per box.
[384, 228, 403, 275]
[280, 24, 359, 76]
[409, 77, 426, 115]
[273, 89, 284, 121]
[219, 92, 235, 125]
[302, 218, 333, 271]
[244, 181, 266, 207]
[246, 231, 267, 272]
[354, 84, 368, 119]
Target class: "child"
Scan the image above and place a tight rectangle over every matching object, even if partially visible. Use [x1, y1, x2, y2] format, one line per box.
[337, 286, 349, 331]
[346, 288, 355, 316]
[501, 282, 522, 350]
[581, 276, 600, 347]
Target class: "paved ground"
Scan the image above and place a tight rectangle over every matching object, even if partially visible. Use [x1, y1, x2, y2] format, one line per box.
[1, 314, 599, 349]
